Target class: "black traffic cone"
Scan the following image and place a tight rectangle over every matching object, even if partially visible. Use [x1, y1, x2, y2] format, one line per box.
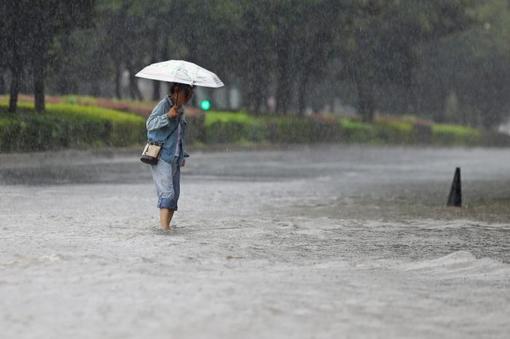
[447, 167, 462, 207]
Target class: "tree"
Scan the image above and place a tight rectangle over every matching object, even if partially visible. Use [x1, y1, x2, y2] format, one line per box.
[292, 0, 349, 115]
[342, 0, 476, 121]
[2, 0, 95, 112]
[18, 0, 502, 130]
[1, 0, 32, 112]
[233, 0, 275, 114]
[232, 0, 348, 115]
[415, 0, 510, 128]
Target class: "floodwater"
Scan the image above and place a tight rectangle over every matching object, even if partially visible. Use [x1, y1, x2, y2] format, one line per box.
[1, 145, 509, 339]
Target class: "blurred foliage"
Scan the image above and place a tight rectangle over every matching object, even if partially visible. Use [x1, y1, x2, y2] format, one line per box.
[204, 111, 260, 127]
[432, 123, 481, 145]
[1, 0, 510, 132]
[339, 119, 376, 143]
[201, 108, 494, 146]
[414, 0, 510, 129]
[342, 0, 477, 122]
[0, 0, 95, 112]
[0, 94, 507, 152]
[0, 100, 145, 151]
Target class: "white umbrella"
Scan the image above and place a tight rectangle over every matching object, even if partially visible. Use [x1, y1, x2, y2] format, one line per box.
[135, 60, 224, 88]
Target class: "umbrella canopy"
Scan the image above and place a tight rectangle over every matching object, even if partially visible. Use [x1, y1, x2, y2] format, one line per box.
[135, 60, 224, 88]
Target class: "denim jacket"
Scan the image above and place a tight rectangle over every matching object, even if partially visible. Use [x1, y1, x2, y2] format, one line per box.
[146, 96, 189, 165]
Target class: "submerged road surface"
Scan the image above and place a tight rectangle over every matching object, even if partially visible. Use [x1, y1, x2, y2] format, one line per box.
[1, 145, 509, 338]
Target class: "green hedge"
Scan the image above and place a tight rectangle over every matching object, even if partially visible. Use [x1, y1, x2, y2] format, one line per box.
[0, 102, 145, 152]
[0, 100, 503, 152]
[204, 110, 259, 127]
[374, 119, 414, 144]
[200, 112, 496, 146]
[431, 124, 481, 145]
[265, 117, 340, 143]
[340, 119, 376, 143]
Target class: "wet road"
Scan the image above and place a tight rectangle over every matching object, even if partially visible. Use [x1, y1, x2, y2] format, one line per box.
[1, 145, 509, 338]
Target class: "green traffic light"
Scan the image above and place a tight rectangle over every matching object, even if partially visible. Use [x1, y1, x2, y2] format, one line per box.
[200, 100, 211, 111]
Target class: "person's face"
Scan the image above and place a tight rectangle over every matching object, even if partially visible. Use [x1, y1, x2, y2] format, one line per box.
[183, 87, 194, 103]
[173, 86, 194, 105]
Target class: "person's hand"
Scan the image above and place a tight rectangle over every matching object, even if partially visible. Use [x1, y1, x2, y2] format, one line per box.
[174, 91, 189, 107]
[167, 105, 180, 119]
[182, 159, 185, 167]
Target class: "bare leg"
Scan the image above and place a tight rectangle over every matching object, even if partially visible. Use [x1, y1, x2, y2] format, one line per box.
[159, 208, 175, 230]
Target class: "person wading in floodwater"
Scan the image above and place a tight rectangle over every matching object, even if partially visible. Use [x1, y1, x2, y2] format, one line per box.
[146, 83, 194, 230]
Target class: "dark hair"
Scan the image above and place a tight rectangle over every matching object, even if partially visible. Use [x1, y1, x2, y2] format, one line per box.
[170, 83, 194, 97]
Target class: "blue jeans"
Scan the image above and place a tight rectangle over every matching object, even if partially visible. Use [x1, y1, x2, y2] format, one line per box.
[150, 157, 180, 210]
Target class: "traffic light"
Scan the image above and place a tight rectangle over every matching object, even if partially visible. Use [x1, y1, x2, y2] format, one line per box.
[200, 99, 211, 111]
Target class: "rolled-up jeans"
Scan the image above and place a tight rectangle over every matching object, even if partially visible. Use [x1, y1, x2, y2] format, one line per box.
[150, 157, 180, 210]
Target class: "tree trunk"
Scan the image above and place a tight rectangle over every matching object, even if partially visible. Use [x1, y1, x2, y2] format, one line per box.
[90, 80, 101, 97]
[8, 66, 20, 113]
[55, 36, 72, 95]
[7, 9, 23, 114]
[152, 77, 161, 101]
[244, 71, 268, 115]
[356, 78, 375, 122]
[250, 81, 263, 115]
[114, 62, 122, 99]
[252, 93, 262, 115]
[33, 56, 45, 112]
[0, 71, 5, 95]
[297, 68, 311, 116]
[151, 31, 164, 101]
[297, 80, 306, 116]
[130, 78, 142, 100]
[275, 51, 292, 115]
[125, 60, 142, 100]
[242, 82, 256, 114]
